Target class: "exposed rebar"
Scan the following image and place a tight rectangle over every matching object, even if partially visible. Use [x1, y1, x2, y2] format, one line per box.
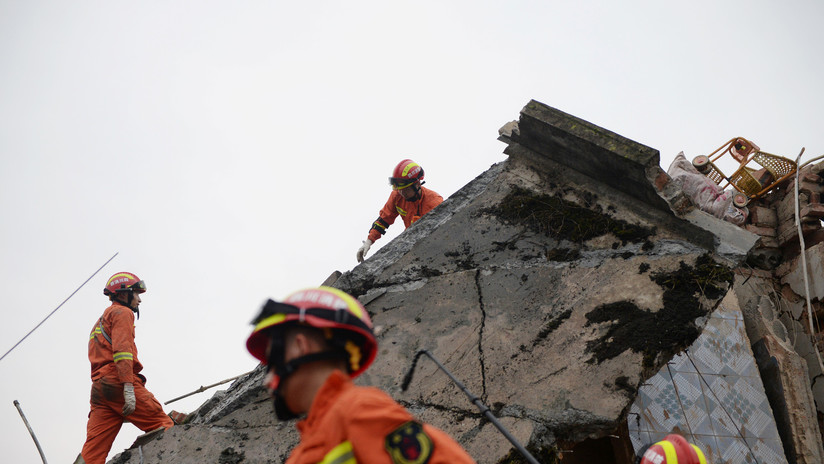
[13, 400, 49, 464]
[165, 370, 255, 405]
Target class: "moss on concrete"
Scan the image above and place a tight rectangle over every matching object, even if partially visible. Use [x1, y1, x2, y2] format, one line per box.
[486, 186, 654, 245]
[584, 254, 733, 369]
[546, 248, 581, 261]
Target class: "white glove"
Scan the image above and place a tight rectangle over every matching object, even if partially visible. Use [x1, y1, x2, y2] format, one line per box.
[122, 382, 136, 416]
[356, 240, 373, 263]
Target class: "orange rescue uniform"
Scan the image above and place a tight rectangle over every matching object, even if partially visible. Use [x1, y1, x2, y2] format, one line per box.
[287, 370, 475, 464]
[368, 186, 444, 243]
[81, 303, 173, 464]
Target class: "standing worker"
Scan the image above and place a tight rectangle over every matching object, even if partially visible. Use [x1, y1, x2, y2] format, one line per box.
[74, 272, 174, 464]
[356, 159, 444, 262]
[246, 286, 476, 463]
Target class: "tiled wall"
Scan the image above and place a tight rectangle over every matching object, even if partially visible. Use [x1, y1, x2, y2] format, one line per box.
[628, 302, 787, 463]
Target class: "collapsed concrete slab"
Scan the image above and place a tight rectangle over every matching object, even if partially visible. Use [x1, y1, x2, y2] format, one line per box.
[109, 101, 806, 464]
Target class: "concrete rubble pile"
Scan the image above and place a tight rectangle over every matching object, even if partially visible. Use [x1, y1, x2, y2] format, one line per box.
[110, 101, 824, 464]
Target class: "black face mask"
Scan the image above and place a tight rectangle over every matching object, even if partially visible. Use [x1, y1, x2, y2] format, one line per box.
[272, 391, 299, 421]
[264, 336, 297, 420]
[265, 338, 349, 421]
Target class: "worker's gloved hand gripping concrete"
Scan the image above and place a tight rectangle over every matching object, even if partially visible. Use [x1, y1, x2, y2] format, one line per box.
[122, 383, 136, 416]
[356, 239, 373, 263]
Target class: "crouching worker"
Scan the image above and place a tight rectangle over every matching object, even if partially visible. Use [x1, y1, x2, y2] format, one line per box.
[356, 159, 444, 262]
[74, 272, 174, 464]
[246, 286, 476, 463]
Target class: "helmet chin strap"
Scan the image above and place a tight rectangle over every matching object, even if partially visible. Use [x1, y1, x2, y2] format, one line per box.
[117, 292, 140, 319]
[270, 350, 349, 421]
[407, 183, 423, 202]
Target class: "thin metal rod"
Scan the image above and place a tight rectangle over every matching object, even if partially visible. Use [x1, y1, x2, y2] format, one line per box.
[0, 252, 119, 363]
[13, 400, 49, 464]
[403, 350, 540, 464]
[165, 370, 254, 405]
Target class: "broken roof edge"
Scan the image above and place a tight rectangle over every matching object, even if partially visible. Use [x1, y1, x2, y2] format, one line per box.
[500, 99, 673, 212]
[499, 100, 759, 264]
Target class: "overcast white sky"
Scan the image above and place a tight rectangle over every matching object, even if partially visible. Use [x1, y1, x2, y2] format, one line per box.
[1, 1, 822, 462]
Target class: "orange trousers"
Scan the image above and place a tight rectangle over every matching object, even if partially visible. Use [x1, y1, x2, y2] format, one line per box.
[80, 378, 173, 464]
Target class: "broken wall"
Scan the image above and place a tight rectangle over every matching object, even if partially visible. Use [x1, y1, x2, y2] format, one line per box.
[730, 158, 824, 464]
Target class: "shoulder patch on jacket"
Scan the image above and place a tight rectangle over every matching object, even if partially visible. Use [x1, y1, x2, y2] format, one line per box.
[385, 421, 433, 464]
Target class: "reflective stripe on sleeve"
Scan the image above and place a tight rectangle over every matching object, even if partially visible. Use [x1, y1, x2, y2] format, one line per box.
[113, 352, 134, 362]
[319, 441, 356, 464]
[90, 327, 103, 340]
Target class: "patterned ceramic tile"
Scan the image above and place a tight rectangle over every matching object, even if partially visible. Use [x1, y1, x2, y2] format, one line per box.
[745, 436, 788, 464]
[713, 302, 744, 320]
[701, 374, 780, 441]
[668, 351, 698, 374]
[712, 437, 760, 464]
[670, 371, 715, 436]
[689, 318, 759, 378]
[628, 426, 650, 452]
[628, 303, 787, 463]
[638, 372, 685, 432]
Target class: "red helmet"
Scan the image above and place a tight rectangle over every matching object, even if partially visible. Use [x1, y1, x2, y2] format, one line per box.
[638, 434, 707, 464]
[389, 159, 424, 190]
[103, 272, 146, 296]
[247, 286, 377, 382]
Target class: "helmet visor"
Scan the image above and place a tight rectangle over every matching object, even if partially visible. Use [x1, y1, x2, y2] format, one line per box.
[131, 280, 147, 293]
[116, 280, 146, 293]
[389, 177, 416, 190]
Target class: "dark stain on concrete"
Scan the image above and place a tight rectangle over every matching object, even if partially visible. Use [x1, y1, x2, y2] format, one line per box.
[546, 248, 580, 262]
[418, 266, 442, 277]
[485, 186, 655, 245]
[535, 309, 573, 342]
[218, 447, 246, 464]
[497, 444, 561, 464]
[638, 263, 650, 274]
[584, 254, 732, 369]
[109, 450, 132, 464]
[614, 375, 636, 397]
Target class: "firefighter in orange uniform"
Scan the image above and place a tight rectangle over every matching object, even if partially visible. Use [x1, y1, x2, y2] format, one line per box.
[246, 286, 476, 463]
[74, 272, 173, 464]
[356, 159, 444, 262]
